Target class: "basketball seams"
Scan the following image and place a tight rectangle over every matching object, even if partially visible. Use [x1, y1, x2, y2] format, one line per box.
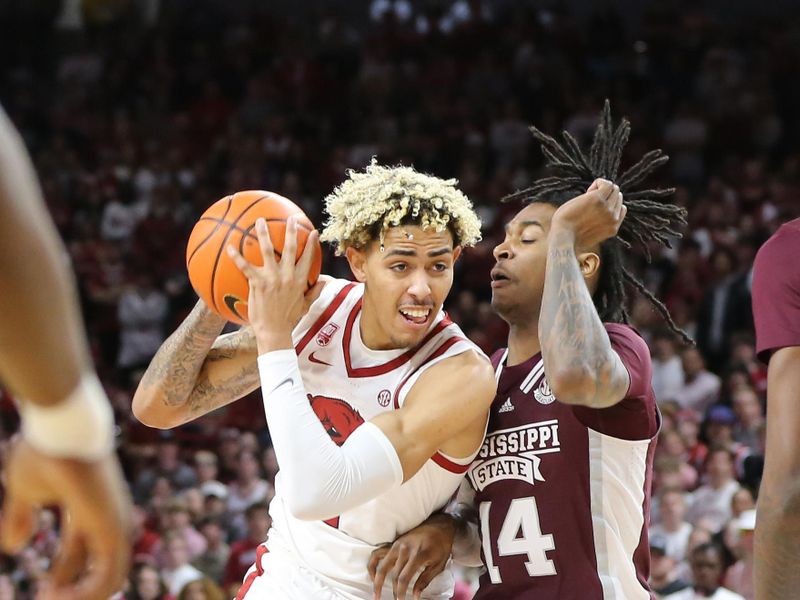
[199, 216, 313, 236]
[186, 196, 234, 267]
[209, 194, 273, 314]
[188, 192, 322, 324]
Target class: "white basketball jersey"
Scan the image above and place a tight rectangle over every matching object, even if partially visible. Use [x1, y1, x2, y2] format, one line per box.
[266, 278, 484, 599]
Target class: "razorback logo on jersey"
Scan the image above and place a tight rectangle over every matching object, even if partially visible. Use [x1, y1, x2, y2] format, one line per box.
[468, 419, 560, 491]
[309, 394, 365, 446]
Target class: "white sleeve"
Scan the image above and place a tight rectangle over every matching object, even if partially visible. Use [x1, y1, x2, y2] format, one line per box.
[257, 350, 404, 521]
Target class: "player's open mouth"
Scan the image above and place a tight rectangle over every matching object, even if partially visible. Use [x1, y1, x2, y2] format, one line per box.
[399, 307, 431, 325]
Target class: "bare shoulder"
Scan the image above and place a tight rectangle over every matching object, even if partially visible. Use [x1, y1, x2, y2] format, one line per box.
[415, 349, 496, 401]
[438, 348, 494, 373]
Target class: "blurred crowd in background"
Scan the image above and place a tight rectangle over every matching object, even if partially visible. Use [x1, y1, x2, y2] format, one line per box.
[2, 0, 800, 598]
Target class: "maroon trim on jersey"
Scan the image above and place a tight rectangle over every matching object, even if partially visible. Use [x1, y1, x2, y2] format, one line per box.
[235, 544, 269, 600]
[295, 283, 357, 355]
[342, 299, 453, 377]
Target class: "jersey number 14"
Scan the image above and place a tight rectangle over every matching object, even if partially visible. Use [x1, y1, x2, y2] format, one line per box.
[479, 497, 557, 583]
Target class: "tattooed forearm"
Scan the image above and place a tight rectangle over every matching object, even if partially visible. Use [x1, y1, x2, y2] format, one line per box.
[189, 361, 260, 417]
[138, 300, 228, 407]
[538, 230, 624, 407]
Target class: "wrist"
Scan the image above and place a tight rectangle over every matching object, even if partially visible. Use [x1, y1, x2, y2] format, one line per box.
[548, 222, 577, 247]
[18, 373, 114, 461]
[427, 511, 458, 542]
[255, 328, 294, 354]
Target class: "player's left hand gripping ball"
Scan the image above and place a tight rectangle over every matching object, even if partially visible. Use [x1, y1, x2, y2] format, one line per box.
[227, 216, 319, 350]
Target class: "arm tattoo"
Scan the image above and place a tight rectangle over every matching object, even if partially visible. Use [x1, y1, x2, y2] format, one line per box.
[138, 301, 228, 407]
[538, 231, 619, 407]
[188, 352, 260, 416]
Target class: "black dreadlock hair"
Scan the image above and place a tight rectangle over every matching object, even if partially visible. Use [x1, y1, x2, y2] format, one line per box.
[505, 100, 693, 344]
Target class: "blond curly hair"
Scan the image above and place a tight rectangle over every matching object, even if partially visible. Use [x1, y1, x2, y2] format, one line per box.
[320, 160, 482, 255]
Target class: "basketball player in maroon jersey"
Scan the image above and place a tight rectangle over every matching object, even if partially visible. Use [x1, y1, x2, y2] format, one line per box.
[369, 102, 691, 600]
[751, 219, 800, 599]
[0, 106, 132, 599]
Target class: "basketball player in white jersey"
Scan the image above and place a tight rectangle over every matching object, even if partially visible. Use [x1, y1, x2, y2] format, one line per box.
[0, 106, 132, 599]
[133, 161, 497, 599]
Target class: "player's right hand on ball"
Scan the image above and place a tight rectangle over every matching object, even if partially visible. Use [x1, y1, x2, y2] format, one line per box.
[368, 513, 456, 600]
[227, 215, 320, 351]
[0, 439, 133, 600]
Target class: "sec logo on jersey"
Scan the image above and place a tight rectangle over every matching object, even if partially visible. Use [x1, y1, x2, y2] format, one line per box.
[377, 389, 391, 407]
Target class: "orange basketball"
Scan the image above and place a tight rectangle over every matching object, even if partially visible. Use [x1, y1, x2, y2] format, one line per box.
[186, 190, 322, 324]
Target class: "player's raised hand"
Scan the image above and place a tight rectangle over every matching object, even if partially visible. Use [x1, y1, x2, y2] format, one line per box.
[549, 178, 627, 249]
[368, 514, 455, 600]
[0, 439, 132, 600]
[227, 216, 319, 352]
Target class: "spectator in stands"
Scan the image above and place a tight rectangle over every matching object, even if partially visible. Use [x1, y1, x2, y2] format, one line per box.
[192, 517, 230, 585]
[160, 533, 204, 597]
[677, 408, 709, 473]
[125, 562, 171, 600]
[194, 451, 223, 488]
[731, 387, 764, 450]
[664, 543, 744, 600]
[117, 270, 169, 373]
[226, 449, 270, 537]
[652, 330, 686, 402]
[658, 429, 699, 490]
[131, 504, 161, 562]
[724, 510, 756, 600]
[222, 503, 271, 597]
[134, 432, 197, 504]
[649, 534, 690, 598]
[688, 447, 741, 533]
[177, 577, 226, 600]
[676, 347, 721, 414]
[161, 498, 206, 560]
[651, 487, 694, 563]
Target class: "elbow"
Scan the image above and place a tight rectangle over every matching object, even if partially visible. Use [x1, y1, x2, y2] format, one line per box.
[547, 367, 596, 406]
[283, 488, 331, 521]
[131, 389, 182, 430]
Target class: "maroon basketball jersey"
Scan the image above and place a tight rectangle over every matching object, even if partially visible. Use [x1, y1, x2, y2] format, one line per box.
[468, 323, 658, 600]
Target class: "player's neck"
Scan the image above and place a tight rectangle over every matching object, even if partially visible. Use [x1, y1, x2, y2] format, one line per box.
[359, 304, 404, 350]
[506, 321, 541, 366]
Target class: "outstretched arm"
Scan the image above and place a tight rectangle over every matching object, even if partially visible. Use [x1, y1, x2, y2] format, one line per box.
[0, 105, 132, 600]
[539, 180, 630, 408]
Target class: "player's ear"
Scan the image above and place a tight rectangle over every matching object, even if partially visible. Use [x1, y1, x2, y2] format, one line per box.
[345, 246, 368, 283]
[453, 246, 462, 263]
[576, 250, 600, 281]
